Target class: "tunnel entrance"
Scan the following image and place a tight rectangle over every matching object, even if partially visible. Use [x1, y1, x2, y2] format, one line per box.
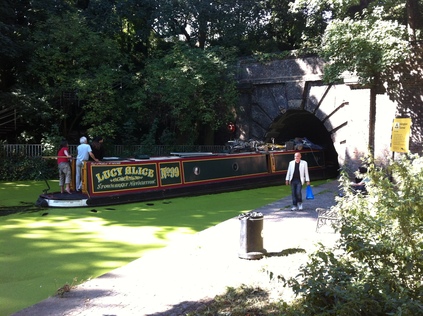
[265, 110, 339, 177]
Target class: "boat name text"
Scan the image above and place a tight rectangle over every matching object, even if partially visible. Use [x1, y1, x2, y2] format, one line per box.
[95, 166, 155, 183]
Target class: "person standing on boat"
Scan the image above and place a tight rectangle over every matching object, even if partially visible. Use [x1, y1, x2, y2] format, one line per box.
[90, 136, 105, 161]
[57, 139, 72, 194]
[76, 136, 99, 192]
[285, 152, 310, 211]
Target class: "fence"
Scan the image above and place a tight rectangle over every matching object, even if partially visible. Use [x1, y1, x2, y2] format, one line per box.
[1, 144, 227, 157]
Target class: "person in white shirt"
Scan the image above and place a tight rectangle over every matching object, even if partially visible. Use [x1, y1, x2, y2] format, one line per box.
[76, 136, 98, 191]
[285, 152, 310, 211]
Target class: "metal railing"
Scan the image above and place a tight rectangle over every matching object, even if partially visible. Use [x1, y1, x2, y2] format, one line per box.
[1, 144, 227, 157]
[1, 144, 46, 157]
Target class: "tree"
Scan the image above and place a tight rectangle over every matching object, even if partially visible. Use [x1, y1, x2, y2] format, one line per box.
[262, 0, 310, 52]
[80, 0, 155, 63]
[144, 43, 238, 145]
[0, 0, 35, 141]
[291, 0, 413, 154]
[24, 11, 133, 141]
[288, 0, 350, 52]
[321, 8, 409, 153]
[151, 0, 268, 53]
[0, 0, 23, 92]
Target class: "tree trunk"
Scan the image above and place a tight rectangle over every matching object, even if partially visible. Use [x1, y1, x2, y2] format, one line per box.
[368, 87, 376, 157]
[407, 0, 423, 42]
[202, 124, 214, 145]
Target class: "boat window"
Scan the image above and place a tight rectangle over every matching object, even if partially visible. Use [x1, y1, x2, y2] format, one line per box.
[232, 163, 239, 171]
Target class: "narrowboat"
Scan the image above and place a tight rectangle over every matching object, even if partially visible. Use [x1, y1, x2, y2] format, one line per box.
[36, 148, 332, 208]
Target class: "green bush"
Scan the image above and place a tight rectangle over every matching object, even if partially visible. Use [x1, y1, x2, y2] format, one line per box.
[0, 153, 57, 181]
[283, 154, 423, 315]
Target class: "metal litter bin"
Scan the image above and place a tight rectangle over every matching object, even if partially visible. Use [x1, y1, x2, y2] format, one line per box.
[238, 212, 266, 260]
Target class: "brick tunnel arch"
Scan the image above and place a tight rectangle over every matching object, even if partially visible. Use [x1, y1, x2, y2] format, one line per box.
[265, 109, 340, 174]
[236, 57, 397, 174]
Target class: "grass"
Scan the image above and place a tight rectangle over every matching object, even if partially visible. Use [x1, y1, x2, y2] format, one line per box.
[0, 179, 330, 315]
[186, 285, 288, 316]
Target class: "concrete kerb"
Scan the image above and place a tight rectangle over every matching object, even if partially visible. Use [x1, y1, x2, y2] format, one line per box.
[12, 180, 340, 316]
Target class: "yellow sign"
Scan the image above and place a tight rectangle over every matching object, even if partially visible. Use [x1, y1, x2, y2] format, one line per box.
[390, 118, 411, 153]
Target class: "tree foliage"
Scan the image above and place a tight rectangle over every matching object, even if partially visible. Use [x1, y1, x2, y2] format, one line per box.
[23, 11, 132, 140]
[290, 0, 414, 84]
[144, 43, 238, 144]
[151, 0, 268, 53]
[1, 0, 422, 146]
[292, 0, 419, 154]
[264, 0, 309, 51]
[321, 8, 409, 86]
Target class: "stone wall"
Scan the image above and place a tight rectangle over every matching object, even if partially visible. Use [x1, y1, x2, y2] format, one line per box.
[236, 56, 403, 173]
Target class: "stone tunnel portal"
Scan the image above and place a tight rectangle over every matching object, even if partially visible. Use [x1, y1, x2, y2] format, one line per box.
[265, 110, 339, 175]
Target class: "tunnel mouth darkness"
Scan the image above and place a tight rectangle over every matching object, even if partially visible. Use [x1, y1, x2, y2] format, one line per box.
[265, 109, 339, 176]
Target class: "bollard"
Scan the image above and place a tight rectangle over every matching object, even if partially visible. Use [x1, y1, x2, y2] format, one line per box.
[238, 212, 266, 260]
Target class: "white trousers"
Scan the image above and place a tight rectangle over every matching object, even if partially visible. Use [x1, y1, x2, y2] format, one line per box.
[76, 161, 84, 190]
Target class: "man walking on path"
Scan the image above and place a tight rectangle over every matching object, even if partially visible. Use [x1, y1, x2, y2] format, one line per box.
[285, 152, 310, 211]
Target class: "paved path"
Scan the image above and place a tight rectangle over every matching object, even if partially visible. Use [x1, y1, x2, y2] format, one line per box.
[12, 180, 340, 316]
